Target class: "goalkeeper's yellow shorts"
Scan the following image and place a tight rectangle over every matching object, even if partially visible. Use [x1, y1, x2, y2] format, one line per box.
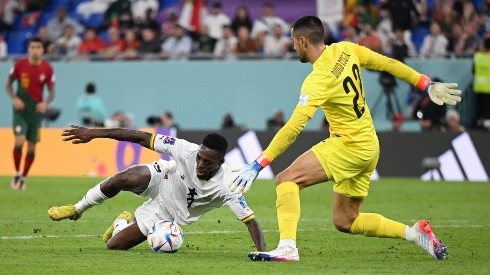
[311, 136, 379, 198]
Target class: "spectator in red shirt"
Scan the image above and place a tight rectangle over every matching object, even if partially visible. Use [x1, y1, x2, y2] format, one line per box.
[103, 26, 124, 59]
[79, 27, 107, 57]
[121, 28, 140, 59]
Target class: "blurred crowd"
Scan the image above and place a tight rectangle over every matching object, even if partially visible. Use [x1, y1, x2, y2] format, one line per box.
[2, 0, 490, 61]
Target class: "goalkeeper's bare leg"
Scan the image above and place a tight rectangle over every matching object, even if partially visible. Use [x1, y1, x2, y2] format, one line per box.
[48, 165, 151, 221]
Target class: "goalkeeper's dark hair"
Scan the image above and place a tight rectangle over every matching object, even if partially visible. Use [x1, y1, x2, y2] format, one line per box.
[291, 16, 324, 45]
[202, 133, 228, 157]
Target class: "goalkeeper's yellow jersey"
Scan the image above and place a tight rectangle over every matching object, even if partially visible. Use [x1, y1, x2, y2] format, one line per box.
[263, 42, 424, 161]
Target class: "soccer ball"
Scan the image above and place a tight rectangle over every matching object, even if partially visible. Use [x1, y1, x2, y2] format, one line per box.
[147, 220, 184, 253]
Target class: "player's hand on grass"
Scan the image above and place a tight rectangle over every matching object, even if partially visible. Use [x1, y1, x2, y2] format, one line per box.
[229, 161, 263, 194]
[62, 125, 94, 144]
[427, 82, 462, 106]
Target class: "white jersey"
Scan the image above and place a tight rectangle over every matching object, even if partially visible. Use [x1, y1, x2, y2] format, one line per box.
[135, 134, 254, 234]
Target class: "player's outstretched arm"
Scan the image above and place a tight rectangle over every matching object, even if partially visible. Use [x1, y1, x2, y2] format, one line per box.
[62, 125, 153, 148]
[228, 155, 270, 194]
[245, 218, 266, 251]
[415, 75, 462, 106]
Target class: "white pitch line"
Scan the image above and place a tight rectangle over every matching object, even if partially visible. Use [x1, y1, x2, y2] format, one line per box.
[1, 224, 486, 240]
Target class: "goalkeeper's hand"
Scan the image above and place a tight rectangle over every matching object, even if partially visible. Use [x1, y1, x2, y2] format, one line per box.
[228, 160, 263, 194]
[427, 82, 462, 106]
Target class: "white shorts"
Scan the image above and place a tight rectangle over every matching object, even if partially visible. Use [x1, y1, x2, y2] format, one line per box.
[134, 160, 175, 236]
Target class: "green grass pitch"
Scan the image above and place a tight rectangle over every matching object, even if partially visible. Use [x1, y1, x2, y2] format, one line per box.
[1, 177, 489, 274]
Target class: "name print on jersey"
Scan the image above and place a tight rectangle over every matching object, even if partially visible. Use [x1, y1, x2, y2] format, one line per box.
[331, 51, 351, 78]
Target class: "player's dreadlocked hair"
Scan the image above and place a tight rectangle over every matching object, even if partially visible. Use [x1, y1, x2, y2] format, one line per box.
[202, 133, 228, 157]
[291, 15, 324, 45]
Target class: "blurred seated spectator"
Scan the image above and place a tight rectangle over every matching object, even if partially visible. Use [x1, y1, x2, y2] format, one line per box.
[213, 24, 237, 59]
[120, 28, 140, 59]
[381, 0, 418, 34]
[79, 27, 107, 57]
[263, 23, 290, 58]
[251, 2, 289, 42]
[231, 4, 252, 35]
[76, 0, 114, 21]
[220, 112, 240, 130]
[161, 8, 178, 41]
[121, 112, 135, 128]
[24, 0, 50, 11]
[161, 24, 192, 59]
[357, 21, 383, 53]
[436, 3, 458, 47]
[461, 1, 483, 31]
[146, 115, 162, 127]
[442, 109, 465, 133]
[0, 33, 7, 60]
[53, 24, 82, 59]
[266, 110, 285, 132]
[105, 111, 125, 127]
[449, 22, 464, 53]
[0, 0, 24, 32]
[419, 21, 448, 59]
[102, 26, 124, 58]
[341, 25, 359, 43]
[389, 28, 417, 61]
[138, 27, 161, 56]
[135, 7, 160, 32]
[77, 82, 107, 126]
[117, 10, 135, 33]
[235, 26, 257, 57]
[131, 0, 158, 24]
[453, 23, 480, 57]
[193, 24, 217, 57]
[391, 113, 404, 133]
[203, 1, 230, 40]
[47, 6, 84, 41]
[376, 8, 393, 54]
[37, 25, 55, 54]
[102, 0, 131, 30]
[160, 111, 179, 130]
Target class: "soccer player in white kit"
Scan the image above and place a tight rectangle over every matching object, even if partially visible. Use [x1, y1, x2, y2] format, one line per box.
[48, 125, 265, 251]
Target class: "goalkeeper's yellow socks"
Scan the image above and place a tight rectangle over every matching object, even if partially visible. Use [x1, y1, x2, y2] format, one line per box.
[276, 182, 300, 243]
[349, 213, 406, 239]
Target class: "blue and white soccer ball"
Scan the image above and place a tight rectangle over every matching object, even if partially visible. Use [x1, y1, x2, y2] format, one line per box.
[147, 220, 184, 253]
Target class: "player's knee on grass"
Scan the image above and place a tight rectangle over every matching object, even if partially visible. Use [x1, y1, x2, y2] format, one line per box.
[107, 223, 146, 250]
[333, 215, 356, 233]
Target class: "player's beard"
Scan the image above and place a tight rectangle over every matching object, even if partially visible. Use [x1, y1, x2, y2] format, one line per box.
[297, 49, 308, 63]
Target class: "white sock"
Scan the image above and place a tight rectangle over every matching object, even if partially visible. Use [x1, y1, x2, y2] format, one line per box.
[74, 183, 108, 213]
[113, 220, 130, 237]
[404, 225, 414, 241]
[278, 239, 296, 248]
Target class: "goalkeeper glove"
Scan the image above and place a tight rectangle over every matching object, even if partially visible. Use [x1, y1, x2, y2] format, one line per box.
[229, 155, 270, 194]
[418, 75, 462, 106]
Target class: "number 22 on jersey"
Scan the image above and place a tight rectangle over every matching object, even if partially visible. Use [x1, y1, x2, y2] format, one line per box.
[342, 64, 366, 119]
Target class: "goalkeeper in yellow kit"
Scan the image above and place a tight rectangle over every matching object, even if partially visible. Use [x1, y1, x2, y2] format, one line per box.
[229, 16, 461, 261]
